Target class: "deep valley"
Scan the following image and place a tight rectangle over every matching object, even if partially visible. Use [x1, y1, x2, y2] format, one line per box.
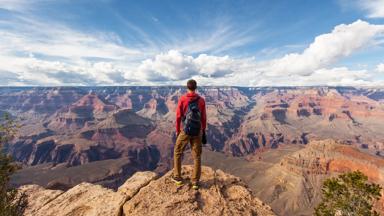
[2, 86, 384, 215]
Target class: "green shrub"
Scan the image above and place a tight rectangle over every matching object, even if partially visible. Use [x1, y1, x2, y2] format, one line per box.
[0, 114, 27, 216]
[315, 170, 382, 216]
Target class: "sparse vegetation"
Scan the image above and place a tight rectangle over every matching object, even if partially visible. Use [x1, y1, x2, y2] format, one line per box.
[0, 113, 27, 216]
[315, 171, 382, 216]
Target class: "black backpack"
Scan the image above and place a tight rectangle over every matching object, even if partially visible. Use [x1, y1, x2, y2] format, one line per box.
[183, 97, 201, 136]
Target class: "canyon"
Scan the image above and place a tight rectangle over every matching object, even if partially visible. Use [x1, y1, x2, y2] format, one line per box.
[199, 140, 384, 215]
[1, 86, 384, 215]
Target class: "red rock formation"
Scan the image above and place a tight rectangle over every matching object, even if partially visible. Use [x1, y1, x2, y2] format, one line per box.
[244, 139, 384, 215]
[280, 140, 384, 182]
[3, 86, 384, 184]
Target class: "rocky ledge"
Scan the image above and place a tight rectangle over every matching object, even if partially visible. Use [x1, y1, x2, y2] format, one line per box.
[20, 165, 275, 216]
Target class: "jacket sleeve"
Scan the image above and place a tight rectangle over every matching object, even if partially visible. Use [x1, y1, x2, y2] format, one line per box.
[176, 97, 183, 134]
[200, 98, 207, 131]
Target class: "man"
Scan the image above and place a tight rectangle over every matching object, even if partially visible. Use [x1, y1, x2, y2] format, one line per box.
[172, 79, 207, 190]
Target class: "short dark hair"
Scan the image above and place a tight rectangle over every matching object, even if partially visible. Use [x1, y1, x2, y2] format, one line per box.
[187, 79, 197, 91]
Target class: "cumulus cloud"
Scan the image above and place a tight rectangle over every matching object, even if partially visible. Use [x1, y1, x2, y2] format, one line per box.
[194, 54, 234, 77]
[0, 55, 132, 86]
[132, 50, 234, 82]
[135, 50, 197, 81]
[264, 20, 384, 76]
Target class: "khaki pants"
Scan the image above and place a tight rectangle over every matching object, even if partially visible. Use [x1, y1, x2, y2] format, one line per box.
[173, 131, 202, 183]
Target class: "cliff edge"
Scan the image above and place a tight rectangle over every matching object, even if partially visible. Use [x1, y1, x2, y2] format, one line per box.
[20, 165, 275, 216]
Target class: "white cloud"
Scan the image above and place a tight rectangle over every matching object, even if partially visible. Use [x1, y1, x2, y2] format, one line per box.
[0, 0, 30, 11]
[358, 0, 384, 18]
[0, 19, 141, 61]
[0, 55, 131, 86]
[194, 54, 234, 77]
[264, 20, 384, 76]
[377, 63, 384, 73]
[0, 15, 143, 85]
[170, 24, 258, 55]
[132, 50, 234, 82]
[195, 66, 374, 87]
[116, 14, 259, 55]
[135, 50, 196, 81]
[275, 67, 373, 86]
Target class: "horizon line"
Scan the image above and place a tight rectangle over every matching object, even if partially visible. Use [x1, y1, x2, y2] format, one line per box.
[0, 85, 383, 89]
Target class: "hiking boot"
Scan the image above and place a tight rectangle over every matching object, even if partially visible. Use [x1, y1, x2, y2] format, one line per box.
[171, 175, 183, 186]
[192, 182, 199, 190]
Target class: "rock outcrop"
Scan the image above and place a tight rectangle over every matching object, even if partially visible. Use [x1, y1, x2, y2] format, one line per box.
[29, 183, 126, 216]
[123, 166, 274, 216]
[21, 166, 275, 216]
[20, 170, 157, 216]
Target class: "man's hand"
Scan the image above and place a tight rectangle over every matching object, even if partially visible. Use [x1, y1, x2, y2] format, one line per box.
[202, 131, 207, 145]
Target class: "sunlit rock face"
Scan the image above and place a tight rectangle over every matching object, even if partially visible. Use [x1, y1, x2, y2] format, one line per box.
[20, 166, 275, 216]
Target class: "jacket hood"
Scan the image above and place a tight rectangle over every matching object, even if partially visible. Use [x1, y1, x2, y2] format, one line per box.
[185, 92, 199, 99]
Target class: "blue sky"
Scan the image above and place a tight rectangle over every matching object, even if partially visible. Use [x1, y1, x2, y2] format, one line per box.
[0, 0, 384, 86]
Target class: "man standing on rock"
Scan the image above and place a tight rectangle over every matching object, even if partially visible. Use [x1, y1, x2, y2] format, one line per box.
[172, 79, 207, 190]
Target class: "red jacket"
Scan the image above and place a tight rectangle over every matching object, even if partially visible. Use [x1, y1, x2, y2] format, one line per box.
[176, 92, 206, 134]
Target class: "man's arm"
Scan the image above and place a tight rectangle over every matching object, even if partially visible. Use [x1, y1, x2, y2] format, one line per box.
[200, 98, 207, 131]
[175, 97, 183, 135]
